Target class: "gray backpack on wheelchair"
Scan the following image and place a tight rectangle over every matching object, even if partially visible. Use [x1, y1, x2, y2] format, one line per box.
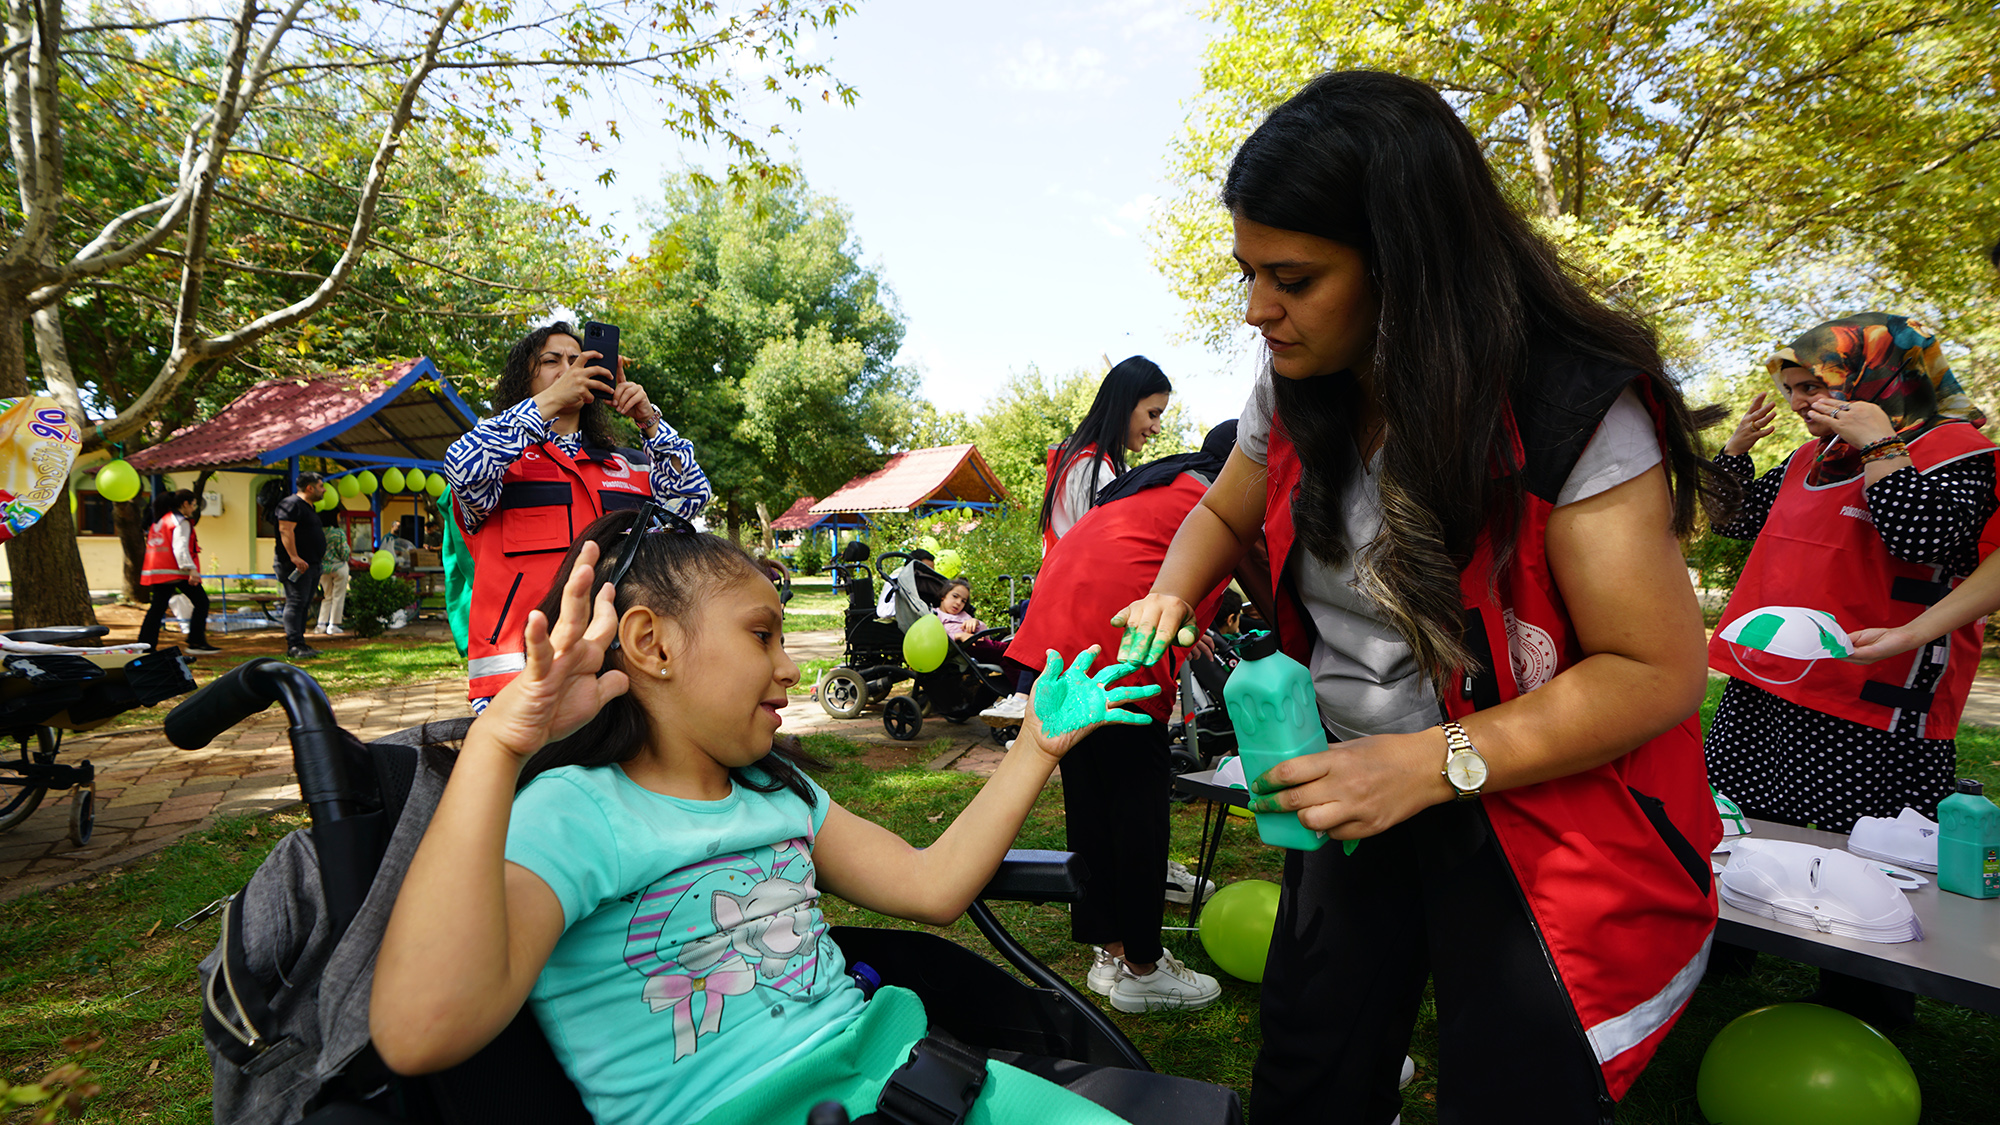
[180, 659, 1242, 1125]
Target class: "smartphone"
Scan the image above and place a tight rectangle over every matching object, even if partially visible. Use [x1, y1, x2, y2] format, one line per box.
[581, 320, 620, 403]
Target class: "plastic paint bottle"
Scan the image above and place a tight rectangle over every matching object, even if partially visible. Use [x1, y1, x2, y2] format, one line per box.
[1938, 778, 2000, 899]
[1223, 631, 1329, 852]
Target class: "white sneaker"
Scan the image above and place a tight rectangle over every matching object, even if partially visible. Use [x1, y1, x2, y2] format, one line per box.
[1108, 949, 1221, 1013]
[1086, 947, 1121, 996]
[1400, 1054, 1415, 1089]
[979, 693, 1029, 721]
[1164, 860, 1216, 905]
[321, 624, 345, 636]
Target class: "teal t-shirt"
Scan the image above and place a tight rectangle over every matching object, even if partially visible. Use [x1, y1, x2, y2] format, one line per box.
[505, 763, 865, 1125]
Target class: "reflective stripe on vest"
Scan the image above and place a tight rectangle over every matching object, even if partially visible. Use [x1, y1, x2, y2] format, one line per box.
[1584, 934, 1709, 1065]
[463, 442, 650, 704]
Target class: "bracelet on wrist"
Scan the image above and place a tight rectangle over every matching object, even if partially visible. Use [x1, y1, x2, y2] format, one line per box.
[1862, 442, 1910, 465]
[1856, 435, 1905, 457]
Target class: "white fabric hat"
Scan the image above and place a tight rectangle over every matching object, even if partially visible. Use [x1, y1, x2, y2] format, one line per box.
[1720, 838, 1922, 944]
[1713, 789, 1751, 838]
[1716, 606, 1852, 660]
[1848, 807, 1940, 873]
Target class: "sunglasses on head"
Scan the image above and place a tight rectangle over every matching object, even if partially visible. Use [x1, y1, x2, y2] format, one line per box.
[600, 502, 697, 656]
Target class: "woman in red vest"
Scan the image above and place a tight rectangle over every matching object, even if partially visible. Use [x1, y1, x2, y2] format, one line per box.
[1113, 72, 1728, 1123]
[1707, 315, 1992, 833]
[137, 488, 219, 655]
[1038, 356, 1172, 550]
[445, 323, 711, 711]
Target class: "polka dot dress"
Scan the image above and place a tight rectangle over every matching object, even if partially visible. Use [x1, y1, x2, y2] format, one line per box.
[1707, 444, 1997, 835]
[1706, 678, 1957, 834]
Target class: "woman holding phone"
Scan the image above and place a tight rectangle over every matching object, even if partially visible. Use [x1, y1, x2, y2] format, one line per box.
[446, 321, 711, 711]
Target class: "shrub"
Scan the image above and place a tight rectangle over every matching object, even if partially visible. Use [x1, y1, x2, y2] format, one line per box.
[347, 573, 417, 638]
[795, 532, 827, 576]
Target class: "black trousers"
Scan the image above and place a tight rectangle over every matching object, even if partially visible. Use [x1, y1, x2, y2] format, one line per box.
[278, 568, 317, 650]
[1250, 802, 1613, 1125]
[1059, 720, 1169, 966]
[138, 580, 209, 649]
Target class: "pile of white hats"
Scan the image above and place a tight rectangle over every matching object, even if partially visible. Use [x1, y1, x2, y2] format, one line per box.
[1848, 808, 1940, 873]
[1720, 838, 1923, 944]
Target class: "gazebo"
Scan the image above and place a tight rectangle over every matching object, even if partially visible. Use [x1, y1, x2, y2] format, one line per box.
[126, 356, 482, 549]
[803, 444, 1011, 543]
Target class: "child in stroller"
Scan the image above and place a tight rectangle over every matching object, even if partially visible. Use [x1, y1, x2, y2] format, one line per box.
[369, 510, 1161, 1125]
[820, 550, 1013, 742]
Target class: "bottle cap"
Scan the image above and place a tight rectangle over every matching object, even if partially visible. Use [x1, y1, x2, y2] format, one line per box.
[1957, 778, 1985, 796]
[1238, 629, 1280, 660]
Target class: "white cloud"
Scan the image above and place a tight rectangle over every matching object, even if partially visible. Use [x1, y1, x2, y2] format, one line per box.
[995, 39, 1121, 92]
[1092, 215, 1129, 238]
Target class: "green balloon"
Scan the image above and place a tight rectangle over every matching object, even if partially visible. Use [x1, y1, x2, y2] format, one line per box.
[1698, 1004, 1920, 1125]
[903, 613, 949, 673]
[355, 470, 378, 495]
[382, 466, 407, 493]
[933, 548, 964, 579]
[336, 474, 361, 498]
[95, 459, 140, 503]
[369, 549, 395, 581]
[404, 467, 426, 492]
[426, 475, 447, 498]
[315, 489, 339, 511]
[1198, 879, 1279, 982]
[919, 535, 941, 555]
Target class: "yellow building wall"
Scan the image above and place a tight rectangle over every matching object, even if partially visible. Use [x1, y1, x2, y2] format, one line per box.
[0, 465, 409, 591]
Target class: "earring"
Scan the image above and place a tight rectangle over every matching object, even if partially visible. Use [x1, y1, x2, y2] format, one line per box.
[659, 667, 669, 677]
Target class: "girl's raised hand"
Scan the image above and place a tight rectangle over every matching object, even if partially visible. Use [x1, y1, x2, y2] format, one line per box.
[1110, 593, 1197, 666]
[1016, 646, 1160, 758]
[471, 541, 630, 762]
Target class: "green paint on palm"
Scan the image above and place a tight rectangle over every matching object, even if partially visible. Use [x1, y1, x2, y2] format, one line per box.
[1033, 648, 1162, 738]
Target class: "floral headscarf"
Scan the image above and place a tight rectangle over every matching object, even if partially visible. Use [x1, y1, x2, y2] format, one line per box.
[1765, 312, 1983, 485]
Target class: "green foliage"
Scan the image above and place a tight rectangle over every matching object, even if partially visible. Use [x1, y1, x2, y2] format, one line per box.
[864, 503, 1045, 619]
[0, 1032, 103, 1122]
[1686, 527, 1754, 594]
[794, 531, 828, 576]
[612, 171, 917, 535]
[963, 364, 1199, 507]
[1164, 0, 2000, 385]
[346, 574, 417, 638]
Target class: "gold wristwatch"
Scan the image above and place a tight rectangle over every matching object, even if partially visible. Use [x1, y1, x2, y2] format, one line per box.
[1440, 720, 1488, 801]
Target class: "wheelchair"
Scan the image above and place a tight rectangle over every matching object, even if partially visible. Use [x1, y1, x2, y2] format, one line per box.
[819, 553, 1012, 744]
[169, 659, 1242, 1124]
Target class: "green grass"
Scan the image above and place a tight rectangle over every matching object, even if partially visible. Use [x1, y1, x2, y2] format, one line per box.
[5, 714, 1999, 1121]
[783, 611, 844, 633]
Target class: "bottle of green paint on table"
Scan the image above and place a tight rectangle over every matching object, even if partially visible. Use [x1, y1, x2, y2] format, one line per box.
[1223, 631, 1328, 852]
[1938, 778, 2000, 900]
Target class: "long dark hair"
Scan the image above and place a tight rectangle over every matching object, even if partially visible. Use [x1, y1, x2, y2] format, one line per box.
[493, 321, 620, 450]
[151, 488, 196, 522]
[1225, 71, 1731, 686]
[513, 509, 822, 805]
[1038, 356, 1173, 533]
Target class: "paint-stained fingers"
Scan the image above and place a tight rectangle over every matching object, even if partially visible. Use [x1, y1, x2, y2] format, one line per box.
[1068, 645, 1099, 678]
[1104, 684, 1161, 705]
[1092, 661, 1141, 685]
[1103, 710, 1153, 725]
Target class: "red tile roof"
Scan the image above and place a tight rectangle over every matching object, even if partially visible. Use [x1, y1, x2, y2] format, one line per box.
[769, 496, 821, 531]
[809, 444, 1010, 514]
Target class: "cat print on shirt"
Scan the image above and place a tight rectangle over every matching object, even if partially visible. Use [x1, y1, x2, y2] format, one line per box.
[621, 837, 831, 1060]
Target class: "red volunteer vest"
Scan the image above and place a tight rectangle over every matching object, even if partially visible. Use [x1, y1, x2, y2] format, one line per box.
[462, 442, 650, 703]
[141, 514, 198, 586]
[1008, 471, 1227, 723]
[1710, 422, 1998, 738]
[1263, 368, 1719, 1101]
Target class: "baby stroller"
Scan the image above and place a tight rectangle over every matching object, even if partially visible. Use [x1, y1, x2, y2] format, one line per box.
[1165, 631, 1242, 804]
[0, 625, 196, 843]
[819, 552, 1013, 743]
[170, 658, 1243, 1125]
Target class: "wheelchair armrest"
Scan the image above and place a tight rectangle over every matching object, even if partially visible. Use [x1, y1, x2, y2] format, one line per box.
[978, 849, 1085, 904]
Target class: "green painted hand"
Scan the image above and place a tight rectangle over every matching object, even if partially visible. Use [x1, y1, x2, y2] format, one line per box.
[1032, 647, 1162, 739]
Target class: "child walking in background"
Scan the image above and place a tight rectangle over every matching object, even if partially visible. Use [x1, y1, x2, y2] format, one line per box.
[318, 511, 350, 636]
[370, 506, 1157, 1125]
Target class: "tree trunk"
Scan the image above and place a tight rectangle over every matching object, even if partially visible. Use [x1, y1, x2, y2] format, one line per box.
[0, 301, 98, 628]
[754, 500, 776, 554]
[114, 496, 146, 601]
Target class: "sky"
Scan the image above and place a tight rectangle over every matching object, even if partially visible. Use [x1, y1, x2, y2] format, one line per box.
[535, 0, 1263, 431]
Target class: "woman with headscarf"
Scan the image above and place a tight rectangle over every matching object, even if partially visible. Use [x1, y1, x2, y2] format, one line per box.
[1707, 312, 1996, 835]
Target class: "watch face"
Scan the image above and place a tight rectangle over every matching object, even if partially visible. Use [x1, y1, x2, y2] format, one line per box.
[1446, 751, 1489, 792]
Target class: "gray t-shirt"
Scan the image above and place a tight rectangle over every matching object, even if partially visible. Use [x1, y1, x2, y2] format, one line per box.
[1238, 371, 1662, 739]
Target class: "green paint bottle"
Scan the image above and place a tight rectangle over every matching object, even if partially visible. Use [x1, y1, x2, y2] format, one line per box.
[1938, 778, 2000, 900]
[1223, 631, 1328, 852]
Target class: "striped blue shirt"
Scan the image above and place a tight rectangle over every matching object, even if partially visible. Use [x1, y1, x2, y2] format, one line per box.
[444, 399, 711, 535]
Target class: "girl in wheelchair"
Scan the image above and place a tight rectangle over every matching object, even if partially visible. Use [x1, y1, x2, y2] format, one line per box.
[370, 507, 1157, 1125]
